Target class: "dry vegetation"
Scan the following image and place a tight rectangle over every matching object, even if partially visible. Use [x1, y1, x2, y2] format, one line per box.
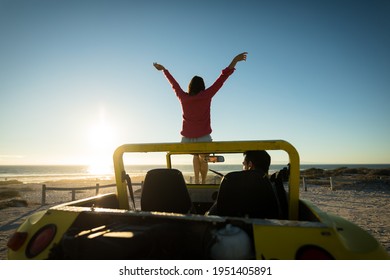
[301, 167, 390, 189]
[0, 180, 23, 186]
[0, 186, 32, 210]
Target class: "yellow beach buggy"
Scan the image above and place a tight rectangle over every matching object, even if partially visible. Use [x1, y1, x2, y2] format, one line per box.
[7, 140, 389, 259]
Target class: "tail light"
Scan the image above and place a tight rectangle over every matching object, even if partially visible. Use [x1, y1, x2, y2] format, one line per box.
[26, 224, 57, 258]
[296, 245, 334, 260]
[7, 232, 28, 251]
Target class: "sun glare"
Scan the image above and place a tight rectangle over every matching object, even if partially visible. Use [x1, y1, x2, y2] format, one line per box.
[88, 162, 113, 176]
[87, 117, 117, 175]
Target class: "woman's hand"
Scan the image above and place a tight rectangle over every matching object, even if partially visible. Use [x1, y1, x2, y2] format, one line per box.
[228, 52, 248, 69]
[234, 52, 248, 62]
[153, 62, 166, 71]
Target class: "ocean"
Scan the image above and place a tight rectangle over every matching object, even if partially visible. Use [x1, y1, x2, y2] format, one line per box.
[1, 164, 389, 184]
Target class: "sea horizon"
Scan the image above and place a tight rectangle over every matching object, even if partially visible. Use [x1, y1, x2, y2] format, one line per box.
[1, 163, 389, 184]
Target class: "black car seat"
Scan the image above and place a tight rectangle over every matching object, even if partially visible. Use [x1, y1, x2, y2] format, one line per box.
[212, 170, 280, 219]
[141, 168, 193, 214]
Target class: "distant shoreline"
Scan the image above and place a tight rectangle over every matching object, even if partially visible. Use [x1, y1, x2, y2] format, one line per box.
[1, 163, 389, 167]
[1, 164, 390, 184]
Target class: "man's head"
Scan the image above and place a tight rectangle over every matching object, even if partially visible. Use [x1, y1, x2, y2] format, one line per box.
[243, 150, 271, 173]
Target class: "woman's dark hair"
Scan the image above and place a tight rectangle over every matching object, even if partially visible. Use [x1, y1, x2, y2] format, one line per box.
[188, 76, 205, 96]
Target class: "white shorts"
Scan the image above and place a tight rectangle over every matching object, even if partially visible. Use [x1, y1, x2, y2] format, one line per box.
[181, 134, 213, 143]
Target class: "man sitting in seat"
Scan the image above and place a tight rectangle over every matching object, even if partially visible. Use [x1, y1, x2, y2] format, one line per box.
[243, 150, 289, 219]
[206, 150, 275, 217]
[206, 150, 290, 218]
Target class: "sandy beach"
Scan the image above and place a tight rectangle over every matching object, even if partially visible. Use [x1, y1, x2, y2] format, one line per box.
[1, 169, 389, 259]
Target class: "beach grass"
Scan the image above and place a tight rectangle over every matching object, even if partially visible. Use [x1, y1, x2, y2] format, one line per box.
[0, 189, 20, 200]
[0, 179, 23, 186]
[0, 187, 29, 210]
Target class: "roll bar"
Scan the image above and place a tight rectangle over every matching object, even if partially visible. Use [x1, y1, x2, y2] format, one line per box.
[113, 140, 300, 220]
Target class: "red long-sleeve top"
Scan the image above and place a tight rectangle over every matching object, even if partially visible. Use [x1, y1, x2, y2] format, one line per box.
[163, 67, 235, 138]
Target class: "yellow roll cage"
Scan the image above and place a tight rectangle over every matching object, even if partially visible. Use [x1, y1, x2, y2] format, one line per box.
[113, 140, 300, 220]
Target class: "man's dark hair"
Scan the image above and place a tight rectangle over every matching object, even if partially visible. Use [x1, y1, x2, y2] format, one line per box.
[244, 150, 271, 173]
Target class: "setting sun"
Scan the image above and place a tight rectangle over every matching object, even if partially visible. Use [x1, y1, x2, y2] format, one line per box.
[88, 121, 115, 150]
[87, 116, 117, 175]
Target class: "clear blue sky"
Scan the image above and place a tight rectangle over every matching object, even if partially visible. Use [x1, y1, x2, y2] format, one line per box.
[0, 0, 389, 166]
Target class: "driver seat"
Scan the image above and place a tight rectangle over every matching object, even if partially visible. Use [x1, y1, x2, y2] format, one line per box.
[213, 170, 280, 219]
